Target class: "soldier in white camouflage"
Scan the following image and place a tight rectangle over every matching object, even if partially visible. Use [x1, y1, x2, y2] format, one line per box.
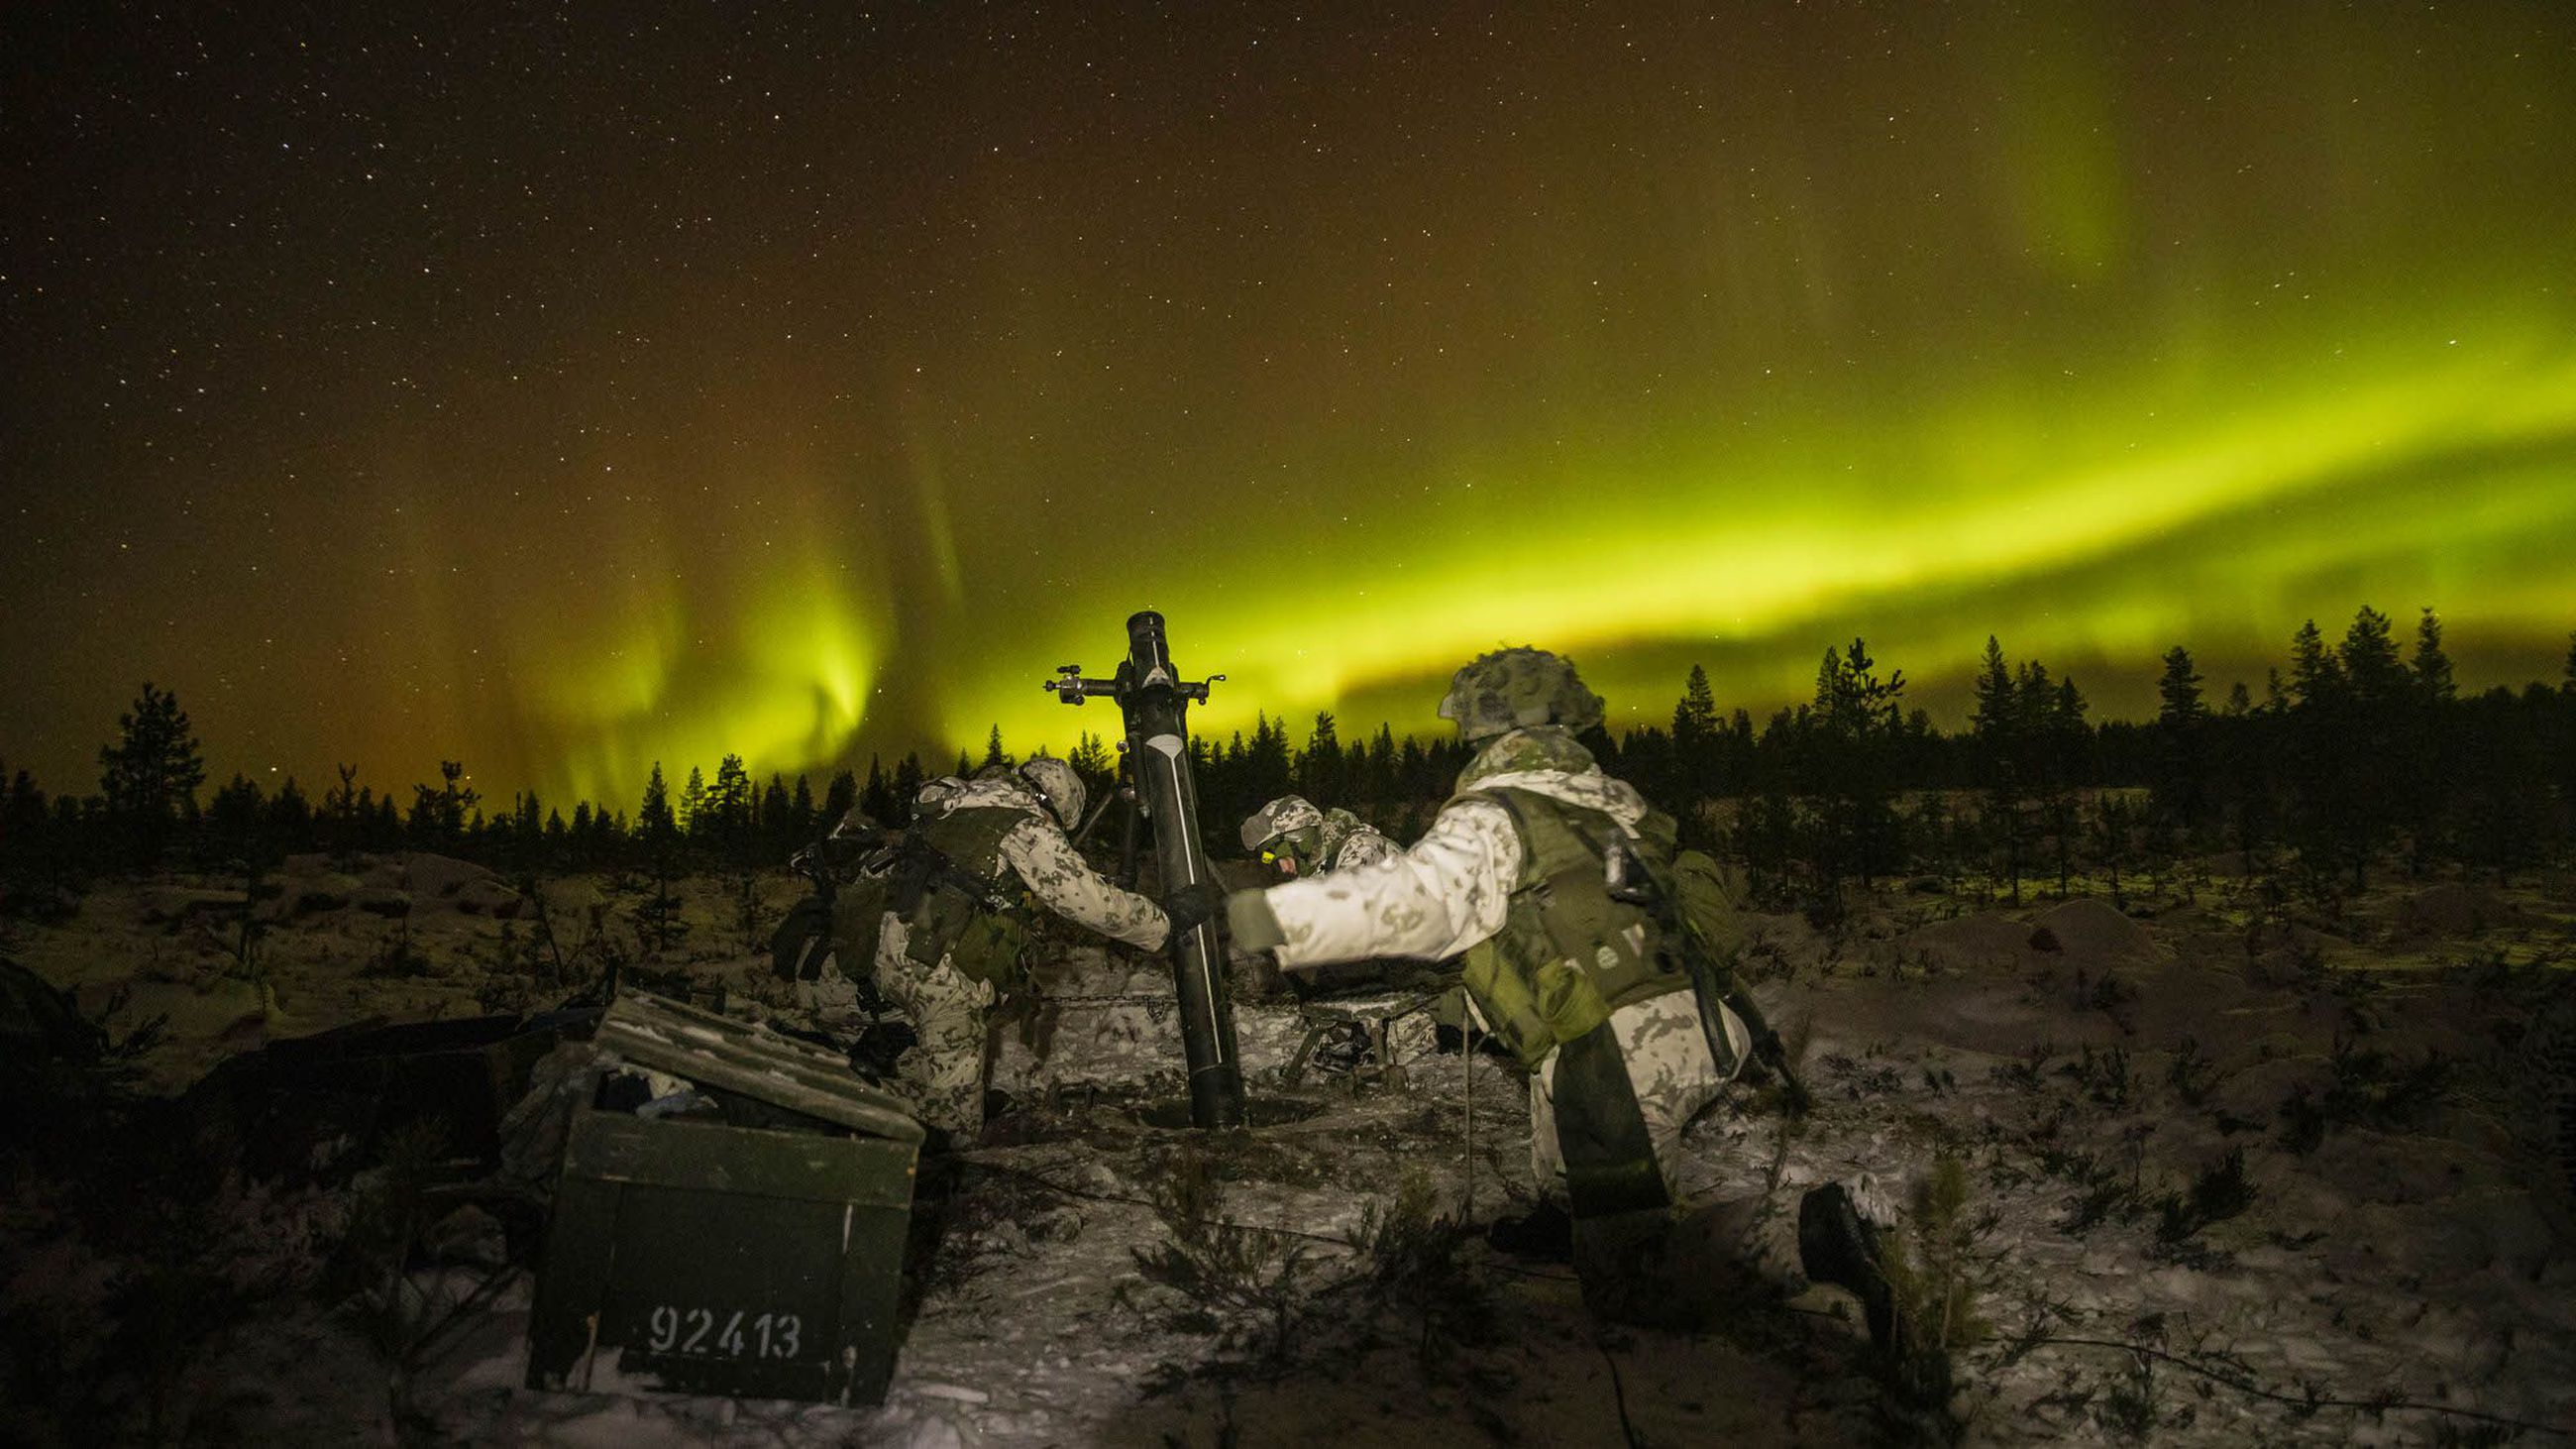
[1216, 648, 1769, 1327]
[799, 756, 1168, 1140]
[1240, 794, 1397, 878]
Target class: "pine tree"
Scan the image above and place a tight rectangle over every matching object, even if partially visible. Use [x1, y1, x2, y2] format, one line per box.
[1968, 637, 2024, 904]
[2282, 617, 2354, 890]
[409, 761, 478, 847]
[678, 765, 708, 836]
[2411, 609, 2455, 703]
[1242, 712, 1293, 817]
[1069, 730, 1115, 794]
[2041, 674, 2088, 895]
[981, 724, 1013, 771]
[2339, 606, 2405, 705]
[1670, 664, 1721, 815]
[2288, 619, 2341, 708]
[760, 774, 792, 854]
[638, 763, 677, 845]
[98, 681, 206, 866]
[2398, 609, 2457, 874]
[1361, 724, 1398, 810]
[709, 753, 753, 852]
[1672, 664, 1718, 742]
[859, 756, 894, 823]
[1794, 639, 1907, 911]
[2152, 645, 2207, 835]
[1298, 712, 1342, 805]
[2330, 606, 2409, 887]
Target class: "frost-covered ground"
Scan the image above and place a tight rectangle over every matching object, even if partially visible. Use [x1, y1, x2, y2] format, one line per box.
[5, 852, 2573, 1445]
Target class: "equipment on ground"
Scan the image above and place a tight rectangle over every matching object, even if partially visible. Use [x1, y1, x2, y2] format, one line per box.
[525, 991, 923, 1407]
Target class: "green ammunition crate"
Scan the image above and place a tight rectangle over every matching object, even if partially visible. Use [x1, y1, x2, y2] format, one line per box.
[525, 993, 923, 1406]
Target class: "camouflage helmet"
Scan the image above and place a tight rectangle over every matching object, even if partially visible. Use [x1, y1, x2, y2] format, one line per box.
[1436, 646, 1604, 743]
[1018, 756, 1086, 831]
[1240, 794, 1324, 852]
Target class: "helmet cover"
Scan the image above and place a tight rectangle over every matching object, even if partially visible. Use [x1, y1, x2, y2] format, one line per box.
[1240, 794, 1324, 851]
[1436, 647, 1604, 742]
[1018, 756, 1087, 831]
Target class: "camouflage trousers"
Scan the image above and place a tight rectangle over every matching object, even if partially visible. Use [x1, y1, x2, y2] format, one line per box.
[1529, 988, 1751, 1329]
[1528, 988, 1748, 1207]
[787, 911, 999, 1137]
[872, 913, 999, 1138]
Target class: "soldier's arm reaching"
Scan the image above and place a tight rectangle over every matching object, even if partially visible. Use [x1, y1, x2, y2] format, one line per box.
[1254, 797, 1521, 966]
[1000, 817, 1171, 949]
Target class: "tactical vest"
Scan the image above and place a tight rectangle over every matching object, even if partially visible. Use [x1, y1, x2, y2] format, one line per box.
[1453, 786, 1692, 1069]
[892, 804, 1031, 989]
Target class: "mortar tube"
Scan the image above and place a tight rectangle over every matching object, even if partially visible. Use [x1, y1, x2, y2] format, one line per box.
[1121, 611, 1245, 1129]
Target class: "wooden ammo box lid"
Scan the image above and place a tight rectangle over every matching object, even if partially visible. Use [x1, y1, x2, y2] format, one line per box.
[593, 990, 924, 1145]
[526, 990, 923, 1406]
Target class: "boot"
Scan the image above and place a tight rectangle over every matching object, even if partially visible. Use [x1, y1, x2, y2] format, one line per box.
[1798, 1183, 1901, 1356]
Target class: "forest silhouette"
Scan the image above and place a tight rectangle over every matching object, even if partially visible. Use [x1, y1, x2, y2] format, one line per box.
[8, 607, 2575, 928]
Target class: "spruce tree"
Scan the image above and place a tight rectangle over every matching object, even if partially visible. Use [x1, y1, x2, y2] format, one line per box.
[2411, 609, 2455, 702]
[1298, 712, 1342, 806]
[1671, 664, 1720, 810]
[2401, 610, 2457, 872]
[709, 754, 752, 853]
[859, 756, 894, 823]
[2152, 645, 2208, 835]
[1969, 637, 2024, 904]
[98, 681, 206, 866]
[637, 763, 677, 845]
[1068, 730, 1115, 794]
[2332, 606, 2407, 887]
[677, 765, 708, 837]
[409, 761, 477, 848]
[760, 774, 792, 855]
[2288, 619, 2341, 708]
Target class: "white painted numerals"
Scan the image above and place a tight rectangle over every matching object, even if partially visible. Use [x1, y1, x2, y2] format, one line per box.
[644, 1305, 804, 1359]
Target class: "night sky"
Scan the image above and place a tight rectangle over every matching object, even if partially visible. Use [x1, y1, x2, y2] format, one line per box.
[6, 2, 2573, 809]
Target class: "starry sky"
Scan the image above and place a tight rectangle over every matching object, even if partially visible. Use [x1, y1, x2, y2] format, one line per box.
[5, 2, 2573, 810]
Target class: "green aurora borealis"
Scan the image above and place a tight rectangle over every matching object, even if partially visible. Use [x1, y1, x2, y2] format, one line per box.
[3, 3, 2573, 808]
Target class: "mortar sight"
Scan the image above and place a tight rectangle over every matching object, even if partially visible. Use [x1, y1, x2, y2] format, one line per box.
[1046, 611, 1243, 1130]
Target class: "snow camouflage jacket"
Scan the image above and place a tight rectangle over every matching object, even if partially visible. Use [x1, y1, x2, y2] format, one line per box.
[907, 774, 1170, 964]
[1261, 725, 1675, 995]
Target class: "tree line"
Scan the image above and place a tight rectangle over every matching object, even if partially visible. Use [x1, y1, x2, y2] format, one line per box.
[5, 607, 2574, 920]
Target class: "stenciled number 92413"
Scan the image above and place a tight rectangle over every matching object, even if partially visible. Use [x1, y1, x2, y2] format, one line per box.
[644, 1305, 804, 1360]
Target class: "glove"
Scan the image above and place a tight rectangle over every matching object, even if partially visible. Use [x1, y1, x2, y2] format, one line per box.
[1162, 879, 1227, 938]
[1225, 889, 1286, 954]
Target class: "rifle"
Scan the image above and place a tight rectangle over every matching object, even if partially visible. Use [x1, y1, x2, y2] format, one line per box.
[795, 811, 1018, 916]
[1608, 846, 1811, 1115]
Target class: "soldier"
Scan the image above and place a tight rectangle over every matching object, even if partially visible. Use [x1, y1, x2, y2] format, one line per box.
[1240, 794, 1397, 878]
[798, 756, 1168, 1141]
[1190, 648, 1895, 1338]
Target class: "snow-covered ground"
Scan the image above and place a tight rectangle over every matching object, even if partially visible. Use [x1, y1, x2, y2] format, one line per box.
[5, 853, 2573, 1445]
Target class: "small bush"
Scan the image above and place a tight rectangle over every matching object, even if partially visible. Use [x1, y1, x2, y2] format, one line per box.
[1878, 1153, 1992, 1409]
[1130, 1148, 1317, 1362]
